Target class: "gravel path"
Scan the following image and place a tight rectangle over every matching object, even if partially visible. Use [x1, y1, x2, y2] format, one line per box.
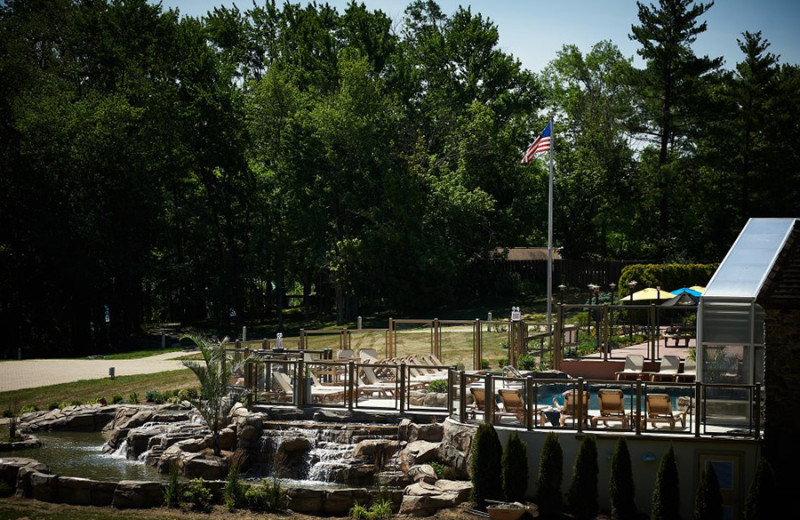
[0, 351, 191, 392]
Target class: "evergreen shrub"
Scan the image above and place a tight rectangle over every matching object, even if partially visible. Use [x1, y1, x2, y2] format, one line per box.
[567, 434, 598, 520]
[470, 423, 503, 508]
[502, 432, 528, 502]
[651, 445, 680, 520]
[610, 437, 636, 520]
[694, 462, 722, 520]
[536, 431, 563, 518]
[744, 457, 776, 520]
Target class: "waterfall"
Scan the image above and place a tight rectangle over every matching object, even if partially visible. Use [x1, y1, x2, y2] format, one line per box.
[108, 440, 128, 459]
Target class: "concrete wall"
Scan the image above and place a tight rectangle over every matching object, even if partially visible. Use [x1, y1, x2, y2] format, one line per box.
[494, 427, 760, 520]
[559, 359, 687, 380]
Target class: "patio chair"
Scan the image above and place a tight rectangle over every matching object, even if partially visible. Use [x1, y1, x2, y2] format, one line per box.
[270, 370, 295, 402]
[642, 393, 686, 430]
[559, 390, 590, 428]
[468, 387, 504, 420]
[615, 354, 645, 381]
[650, 355, 681, 382]
[590, 388, 629, 428]
[308, 373, 346, 404]
[498, 388, 527, 423]
[359, 348, 380, 362]
[675, 357, 696, 382]
[337, 349, 356, 360]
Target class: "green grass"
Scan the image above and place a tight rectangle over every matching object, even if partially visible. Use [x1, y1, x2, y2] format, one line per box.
[0, 369, 196, 413]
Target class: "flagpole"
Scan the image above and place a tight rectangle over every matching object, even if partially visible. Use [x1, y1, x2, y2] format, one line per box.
[546, 118, 554, 337]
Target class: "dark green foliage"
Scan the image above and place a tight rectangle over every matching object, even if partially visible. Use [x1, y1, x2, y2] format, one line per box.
[224, 465, 247, 511]
[0, 481, 12, 497]
[427, 380, 448, 393]
[618, 264, 717, 299]
[112, 395, 124, 404]
[245, 477, 288, 512]
[502, 432, 529, 502]
[567, 434, 598, 520]
[518, 354, 538, 371]
[181, 478, 212, 512]
[744, 458, 777, 520]
[694, 463, 722, 520]
[470, 423, 503, 508]
[536, 431, 563, 518]
[610, 437, 637, 520]
[164, 465, 181, 508]
[651, 445, 680, 520]
[146, 390, 165, 404]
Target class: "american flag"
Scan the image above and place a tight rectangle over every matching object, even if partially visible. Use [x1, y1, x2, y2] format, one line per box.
[521, 123, 552, 164]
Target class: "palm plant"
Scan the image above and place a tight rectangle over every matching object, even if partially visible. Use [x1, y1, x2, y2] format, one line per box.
[182, 335, 248, 456]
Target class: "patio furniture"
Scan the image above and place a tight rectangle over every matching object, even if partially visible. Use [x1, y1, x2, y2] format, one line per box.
[468, 387, 507, 420]
[642, 393, 687, 430]
[615, 354, 645, 381]
[675, 357, 696, 382]
[650, 355, 681, 382]
[590, 388, 629, 428]
[559, 390, 590, 428]
[498, 388, 527, 423]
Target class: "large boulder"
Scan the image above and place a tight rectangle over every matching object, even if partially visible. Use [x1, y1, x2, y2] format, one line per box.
[0, 458, 49, 498]
[181, 453, 228, 480]
[408, 464, 437, 484]
[323, 488, 372, 515]
[21, 405, 118, 432]
[435, 418, 476, 478]
[56, 476, 93, 505]
[399, 480, 473, 517]
[353, 439, 399, 463]
[399, 440, 440, 466]
[287, 487, 324, 514]
[408, 422, 444, 443]
[30, 472, 58, 502]
[112, 480, 164, 509]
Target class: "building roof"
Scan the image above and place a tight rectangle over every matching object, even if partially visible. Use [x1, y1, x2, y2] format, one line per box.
[491, 247, 562, 262]
[704, 218, 798, 299]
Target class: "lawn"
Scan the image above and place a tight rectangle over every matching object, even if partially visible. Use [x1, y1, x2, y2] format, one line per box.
[0, 369, 197, 414]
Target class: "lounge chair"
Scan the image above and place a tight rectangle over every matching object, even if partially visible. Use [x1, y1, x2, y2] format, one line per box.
[559, 390, 590, 428]
[498, 389, 527, 423]
[590, 388, 629, 428]
[650, 355, 681, 382]
[337, 349, 356, 360]
[615, 354, 645, 381]
[270, 370, 295, 403]
[309, 374, 346, 404]
[642, 393, 686, 430]
[675, 357, 696, 382]
[359, 348, 380, 362]
[468, 387, 505, 420]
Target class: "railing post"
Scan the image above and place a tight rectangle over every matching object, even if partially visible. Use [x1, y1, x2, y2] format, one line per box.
[484, 373, 494, 425]
[754, 383, 761, 439]
[554, 304, 564, 370]
[400, 362, 407, 413]
[525, 376, 533, 430]
[577, 378, 584, 433]
[348, 361, 355, 411]
[695, 381, 702, 438]
[388, 318, 395, 358]
[635, 379, 643, 435]
[459, 370, 467, 422]
[447, 368, 454, 417]
[298, 357, 306, 407]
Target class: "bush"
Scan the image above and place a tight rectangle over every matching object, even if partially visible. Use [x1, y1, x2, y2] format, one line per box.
[518, 354, 538, 371]
[128, 392, 139, 404]
[744, 457, 776, 520]
[48, 402, 59, 411]
[536, 431, 563, 518]
[427, 380, 448, 393]
[480, 359, 490, 369]
[610, 437, 636, 520]
[1, 410, 11, 418]
[19, 404, 38, 414]
[694, 463, 722, 520]
[181, 478, 212, 512]
[349, 500, 392, 519]
[69, 400, 81, 406]
[567, 434, 598, 520]
[146, 390, 165, 404]
[651, 445, 680, 520]
[164, 465, 181, 508]
[112, 395, 124, 404]
[502, 432, 528, 502]
[224, 465, 247, 511]
[246, 477, 288, 512]
[470, 423, 503, 508]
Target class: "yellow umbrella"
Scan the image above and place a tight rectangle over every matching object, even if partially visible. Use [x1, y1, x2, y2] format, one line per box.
[618, 287, 676, 302]
[689, 285, 706, 294]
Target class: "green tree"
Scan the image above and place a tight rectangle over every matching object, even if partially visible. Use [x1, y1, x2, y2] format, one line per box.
[694, 462, 722, 520]
[567, 434, 599, 520]
[470, 423, 503, 509]
[536, 431, 563, 518]
[502, 432, 529, 502]
[610, 437, 637, 520]
[651, 445, 680, 520]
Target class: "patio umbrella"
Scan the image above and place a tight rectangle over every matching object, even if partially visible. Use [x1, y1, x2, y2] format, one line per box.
[661, 292, 700, 306]
[689, 285, 706, 294]
[618, 287, 676, 302]
[670, 287, 702, 298]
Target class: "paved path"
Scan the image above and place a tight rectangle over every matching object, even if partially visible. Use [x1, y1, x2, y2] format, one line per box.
[0, 351, 191, 392]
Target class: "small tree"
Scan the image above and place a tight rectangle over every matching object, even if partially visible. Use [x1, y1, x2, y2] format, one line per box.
[502, 432, 529, 502]
[610, 437, 637, 520]
[182, 335, 248, 456]
[651, 445, 680, 520]
[567, 434, 598, 520]
[470, 423, 503, 508]
[536, 431, 563, 518]
[694, 462, 722, 520]
[744, 457, 776, 520]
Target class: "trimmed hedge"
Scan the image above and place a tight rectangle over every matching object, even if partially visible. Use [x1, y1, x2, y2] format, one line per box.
[617, 263, 718, 299]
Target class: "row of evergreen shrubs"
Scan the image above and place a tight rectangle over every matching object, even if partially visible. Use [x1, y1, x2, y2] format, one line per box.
[471, 426, 776, 520]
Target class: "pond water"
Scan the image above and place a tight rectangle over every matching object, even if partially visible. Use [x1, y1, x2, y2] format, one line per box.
[8, 431, 166, 482]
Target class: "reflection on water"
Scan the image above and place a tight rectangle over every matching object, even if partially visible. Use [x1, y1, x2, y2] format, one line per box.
[8, 431, 166, 482]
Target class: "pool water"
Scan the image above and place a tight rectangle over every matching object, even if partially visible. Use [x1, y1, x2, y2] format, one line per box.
[7, 431, 167, 482]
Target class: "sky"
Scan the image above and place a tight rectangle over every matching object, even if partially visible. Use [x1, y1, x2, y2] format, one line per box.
[153, 0, 800, 73]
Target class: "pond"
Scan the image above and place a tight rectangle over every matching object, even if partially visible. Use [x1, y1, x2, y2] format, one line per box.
[9, 431, 167, 482]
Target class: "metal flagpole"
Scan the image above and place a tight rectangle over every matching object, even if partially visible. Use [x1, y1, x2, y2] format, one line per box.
[547, 118, 554, 336]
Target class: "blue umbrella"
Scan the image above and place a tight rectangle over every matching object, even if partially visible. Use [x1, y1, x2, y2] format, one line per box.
[670, 287, 702, 297]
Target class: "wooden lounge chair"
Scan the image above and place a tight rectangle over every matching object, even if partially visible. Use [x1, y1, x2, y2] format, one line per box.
[309, 374, 346, 404]
[615, 354, 645, 381]
[675, 357, 696, 382]
[337, 349, 356, 360]
[650, 355, 681, 382]
[560, 391, 590, 428]
[642, 393, 686, 430]
[359, 348, 380, 362]
[498, 389, 527, 423]
[468, 387, 505, 420]
[590, 388, 629, 428]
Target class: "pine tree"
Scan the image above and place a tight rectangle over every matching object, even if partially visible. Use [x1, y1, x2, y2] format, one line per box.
[502, 432, 529, 502]
[694, 462, 722, 520]
[470, 423, 503, 508]
[536, 431, 563, 519]
[651, 445, 680, 520]
[610, 437, 637, 520]
[567, 434, 599, 520]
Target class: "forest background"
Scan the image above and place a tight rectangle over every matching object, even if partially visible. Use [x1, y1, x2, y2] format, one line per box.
[1, 0, 798, 357]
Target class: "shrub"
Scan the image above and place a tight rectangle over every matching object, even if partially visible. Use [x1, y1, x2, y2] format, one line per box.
[694, 462, 722, 520]
[48, 402, 59, 411]
[1, 410, 11, 418]
[518, 354, 538, 371]
[69, 400, 81, 406]
[651, 445, 680, 520]
[470, 423, 503, 508]
[610, 437, 636, 520]
[20, 404, 38, 414]
[427, 380, 448, 393]
[245, 477, 288, 512]
[181, 478, 212, 512]
[164, 465, 181, 508]
[744, 457, 776, 520]
[112, 395, 124, 404]
[480, 359, 490, 369]
[567, 434, 598, 520]
[536, 431, 563, 518]
[146, 390, 164, 404]
[224, 464, 247, 511]
[502, 432, 528, 502]
[349, 500, 392, 519]
[128, 392, 139, 404]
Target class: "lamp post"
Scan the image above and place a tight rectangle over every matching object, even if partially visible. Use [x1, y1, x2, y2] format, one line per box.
[627, 280, 637, 342]
[588, 284, 600, 350]
[558, 284, 566, 305]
